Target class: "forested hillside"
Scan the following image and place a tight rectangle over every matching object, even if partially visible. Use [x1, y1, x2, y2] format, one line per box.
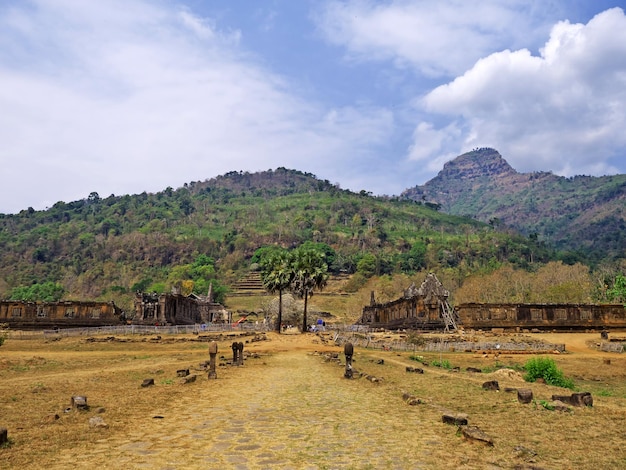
[0, 168, 560, 311]
[402, 148, 626, 263]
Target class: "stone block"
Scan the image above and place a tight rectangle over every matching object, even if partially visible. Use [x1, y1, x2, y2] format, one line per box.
[517, 388, 533, 404]
[141, 378, 155, 387]
[442, 413, 468, 426]
[461, 425, 494, 446]
[482, 380, 500, 391]
[71, 395, 89, 410]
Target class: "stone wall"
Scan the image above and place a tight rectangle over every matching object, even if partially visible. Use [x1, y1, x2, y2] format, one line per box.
[0, 300, 123, 329]
[455, 303, 626, 330]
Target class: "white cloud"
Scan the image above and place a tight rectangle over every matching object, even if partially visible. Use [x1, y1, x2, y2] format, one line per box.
[316, 0, 558, 77]
[0, 0, 393, 213]
[418, 7, 626, 176]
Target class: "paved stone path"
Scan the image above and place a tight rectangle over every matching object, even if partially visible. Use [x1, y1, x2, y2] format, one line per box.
[49, 350, 450, 469]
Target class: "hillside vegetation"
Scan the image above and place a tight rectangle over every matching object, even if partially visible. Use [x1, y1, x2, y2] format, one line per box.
[0, 168, 564, 313]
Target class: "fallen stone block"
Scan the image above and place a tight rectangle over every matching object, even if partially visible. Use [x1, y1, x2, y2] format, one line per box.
[406, 366, 424, 374]
[551, 400, 571, 412]
[482, 380, 500, 391]
[180, 374, 197, 384]
[89, 416, 109, 429]
[551, 392, 593, 407]
[71, 395, 89, 410]
[141, 378, 155, 387]
[177, 369, 190, 377]
[517, 389, 534, 404]
[466, 367, 482, 373]
[442, 413, 468, 426]
[460, 425, 494, 446]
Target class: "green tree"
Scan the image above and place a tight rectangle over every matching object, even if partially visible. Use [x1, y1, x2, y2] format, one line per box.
[8, 282, 65, 302]
[292, 246, 328, 333]
[260, 248, 294, 333]
[607, 274, 626, 304]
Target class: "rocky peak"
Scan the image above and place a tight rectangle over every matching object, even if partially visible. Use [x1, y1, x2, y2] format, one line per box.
[437, 148, 516, 181]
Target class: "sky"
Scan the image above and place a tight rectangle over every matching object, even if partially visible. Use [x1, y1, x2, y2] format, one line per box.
[1, 0, 626, 214]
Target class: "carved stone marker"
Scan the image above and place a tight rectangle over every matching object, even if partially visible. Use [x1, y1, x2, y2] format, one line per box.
[517, 388, 534, 404]
[0, 427, 8, 445]
[344, 342, 354, 379]
[208, 341, 218, 379]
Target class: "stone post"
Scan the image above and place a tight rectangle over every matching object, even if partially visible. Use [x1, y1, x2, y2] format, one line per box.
[237, 342, 244, 366]
[344, 342, 354, 379]
[208, 341, 218, 379]
[232, 341, 239, 365]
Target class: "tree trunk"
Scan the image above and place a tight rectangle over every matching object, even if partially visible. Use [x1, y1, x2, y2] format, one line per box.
[302, 290, 309, 333]
[277, 289, 283, 334]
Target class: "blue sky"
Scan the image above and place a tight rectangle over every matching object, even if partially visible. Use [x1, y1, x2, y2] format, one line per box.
[1, 0, 625, 213]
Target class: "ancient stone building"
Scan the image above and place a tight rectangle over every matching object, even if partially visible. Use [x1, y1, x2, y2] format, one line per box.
[359, 274, 626, 331]
[0, 300, 124, 329]
[360, 273, 457, 330]
[133, 288, 230, 326]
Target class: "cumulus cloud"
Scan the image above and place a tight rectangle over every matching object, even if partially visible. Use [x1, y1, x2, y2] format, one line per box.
[0, 0, 393, 213]
[315, 0, 558, 77]
[418, 7, 626, 176]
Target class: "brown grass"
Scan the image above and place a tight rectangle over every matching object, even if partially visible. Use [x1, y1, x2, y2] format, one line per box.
[1, 331, 625, 469]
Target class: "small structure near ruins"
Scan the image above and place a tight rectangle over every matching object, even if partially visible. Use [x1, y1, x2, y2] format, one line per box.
[359, 273, 458, 331]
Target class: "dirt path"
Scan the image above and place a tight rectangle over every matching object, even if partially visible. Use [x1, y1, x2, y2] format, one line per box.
[44, 349, 458, 470]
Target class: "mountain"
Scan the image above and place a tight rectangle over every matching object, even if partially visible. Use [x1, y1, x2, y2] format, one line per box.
[0, 167, 557, 310]
[401, 148, 626, 262]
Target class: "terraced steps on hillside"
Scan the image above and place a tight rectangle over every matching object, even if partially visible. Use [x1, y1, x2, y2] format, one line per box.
[229, 272, 352, 297]
[230, 272, 266, 296]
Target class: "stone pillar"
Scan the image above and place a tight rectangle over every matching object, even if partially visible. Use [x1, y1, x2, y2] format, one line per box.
[208, 341, 218, 379]
[237, 342, 244, 366]
[344, 342, 354, 379]
[232, 341, 239, 365]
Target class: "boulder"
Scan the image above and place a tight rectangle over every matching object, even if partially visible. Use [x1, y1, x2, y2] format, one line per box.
[141, 378, 155, 387]
[482, 380, 500, 391]
[89, 416, 109, 429]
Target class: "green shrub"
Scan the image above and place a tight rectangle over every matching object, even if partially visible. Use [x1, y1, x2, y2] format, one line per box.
[524, 357, 574, 389]
[432, 359, 452, 369]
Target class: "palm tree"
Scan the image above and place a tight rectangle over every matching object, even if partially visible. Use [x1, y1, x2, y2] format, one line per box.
[292, 247, 328, 333]
[260, 248, 294, 333]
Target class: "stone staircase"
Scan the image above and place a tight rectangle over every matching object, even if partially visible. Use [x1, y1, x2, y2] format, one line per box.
[230, 272, 266, 296]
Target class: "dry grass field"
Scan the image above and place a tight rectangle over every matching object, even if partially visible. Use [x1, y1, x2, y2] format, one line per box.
[1, 330, 625, 469]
